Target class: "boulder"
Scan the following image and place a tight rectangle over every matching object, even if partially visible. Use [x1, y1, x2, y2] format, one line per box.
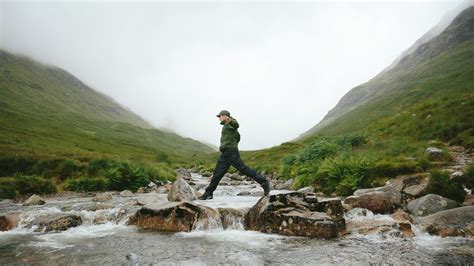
[23, 194, 46, 206]
[420, 206, 474, 237]
[245, 192, 344, 238]
[93, 192, 113, 202]
[344, 191, 394, 214]
[33, 213, 82, 232]
[120, 190, 133, 197]
[463, 194, 474, 206]
[0, 212, 20, 231]
[167, 178, 197, 202]
[387, 173, 431, 200]
[275, 178, 294, 190]
[353, 184, 401, 206]
[128, 201, 221, 232]
[426, 147, 444, 160]
[175, 168, 192, 180]
[407, 194, 460, 216]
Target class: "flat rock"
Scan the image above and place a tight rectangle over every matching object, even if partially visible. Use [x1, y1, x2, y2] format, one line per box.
[245, 192, 344, 238]
[420, 206, 474, 237]
[128, 201, 221, 232]
[344, 191, 394, 214]
[354, 184, 401, 206]
[33, 213, 82, 232]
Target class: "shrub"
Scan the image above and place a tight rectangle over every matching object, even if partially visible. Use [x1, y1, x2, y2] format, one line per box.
[0, 174, 57, 199]
[297, 139, 339, 163]
[65, 176, 109, 192]
[427, 169, 466, 202]
[105, 162, 150, 192]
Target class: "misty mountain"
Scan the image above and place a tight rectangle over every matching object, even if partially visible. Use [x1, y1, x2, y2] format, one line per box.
[298, 4, 474, 140]
[0, 50, 215, 163]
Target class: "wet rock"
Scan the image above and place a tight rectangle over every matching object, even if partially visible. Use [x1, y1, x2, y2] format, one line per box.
[346, 207, 368, 217]
[137, 187, 145, 193]
[23, 194, 45, 206]
[344, 191, 394, 214]
[93, 192, 113, 202]
[167, 178, 197, 202]
[420, 206, 474, 237]
[175, 168, 192, 180]
[229, 173, 244, 181]
[391, 209, 414, 224]
[120, 190, 133, 197]
[34, 213, 82, 232]
[0, 212, 20, 231]
[463, 194, 474, 206]
[217, 207, 248, 229]
[61, 202, 113, 212]
[407, 194, 460, 216]
[245, 192, 344, 238]
[147, 182, 158, 190]
[201, 171, 212, 177]
[250, 191, 264, 197]
[237, 191, 251, 196]
[156, 186, 169, 194]
[353, 184, 401, 206]
[426, 147, 443, 160]
[297, 186, 314, 193]
[128, 201, 221, 232]
[346, 209, 414, 238]
[275, 179, 294, 190]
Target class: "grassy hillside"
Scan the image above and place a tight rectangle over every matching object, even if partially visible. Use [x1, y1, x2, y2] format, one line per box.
[0, 50, 216, 198]
[238, 6, 474, 196]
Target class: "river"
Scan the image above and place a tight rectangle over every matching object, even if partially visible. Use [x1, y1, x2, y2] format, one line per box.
[1, 173, 473, 265]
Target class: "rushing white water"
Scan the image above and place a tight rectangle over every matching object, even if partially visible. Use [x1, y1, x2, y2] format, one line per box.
[1, 173, 473, 265]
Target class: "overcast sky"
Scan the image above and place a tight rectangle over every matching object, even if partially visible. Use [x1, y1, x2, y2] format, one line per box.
[0, 0, 469, 150]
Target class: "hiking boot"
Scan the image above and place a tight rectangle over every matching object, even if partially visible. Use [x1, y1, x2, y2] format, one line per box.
[262, 180, 270, 196]
[198, 192, 213, 200]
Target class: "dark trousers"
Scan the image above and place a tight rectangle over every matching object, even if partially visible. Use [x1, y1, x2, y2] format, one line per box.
[205, 148, 268, 194]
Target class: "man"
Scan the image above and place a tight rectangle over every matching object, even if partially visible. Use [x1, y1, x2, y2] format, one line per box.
[198, 110, 270, 200]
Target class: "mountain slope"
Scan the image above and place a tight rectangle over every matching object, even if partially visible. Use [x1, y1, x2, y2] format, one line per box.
[298, 4, 474, 140]
[240, 6, 474, 195]
[0, 50, 215, 164]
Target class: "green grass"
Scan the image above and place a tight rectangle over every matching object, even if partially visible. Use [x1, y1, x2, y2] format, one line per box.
[238, 30, 474, 196]
[0, 50, 219, 198]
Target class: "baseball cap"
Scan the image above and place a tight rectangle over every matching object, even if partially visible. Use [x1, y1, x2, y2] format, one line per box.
[216, 110, 231, 117]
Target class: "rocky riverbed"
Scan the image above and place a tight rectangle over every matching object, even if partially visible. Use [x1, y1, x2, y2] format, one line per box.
[1, 171, 473, 265]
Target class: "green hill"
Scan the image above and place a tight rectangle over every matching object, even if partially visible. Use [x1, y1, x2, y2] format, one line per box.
[240, 6, 474, 195]
[0, 50, 215, 197]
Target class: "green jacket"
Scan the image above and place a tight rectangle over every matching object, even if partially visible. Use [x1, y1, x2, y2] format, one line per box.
[219, 117, 240, 152]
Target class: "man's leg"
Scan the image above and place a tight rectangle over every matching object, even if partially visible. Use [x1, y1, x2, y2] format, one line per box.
[204, 153, 230, 195]
[226, 150, 268, 185]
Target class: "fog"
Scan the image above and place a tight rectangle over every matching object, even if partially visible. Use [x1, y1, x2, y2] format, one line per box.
[0, 1, 468, 150]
